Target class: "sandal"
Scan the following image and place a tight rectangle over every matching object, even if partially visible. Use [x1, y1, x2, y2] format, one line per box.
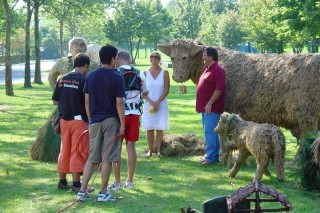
[146, 151, 152, 158]
[157, 152, 163, 158]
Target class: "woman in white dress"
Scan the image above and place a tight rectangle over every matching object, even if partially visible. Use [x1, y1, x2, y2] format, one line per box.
[142, 51, 170, 157]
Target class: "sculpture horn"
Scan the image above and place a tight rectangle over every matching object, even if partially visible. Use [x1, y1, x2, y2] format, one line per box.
[163, 37, 171, 44]
[194, 35, 204, 45]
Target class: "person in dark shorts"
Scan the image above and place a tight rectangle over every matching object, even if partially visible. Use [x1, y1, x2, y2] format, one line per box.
[76, 44, 126, 202]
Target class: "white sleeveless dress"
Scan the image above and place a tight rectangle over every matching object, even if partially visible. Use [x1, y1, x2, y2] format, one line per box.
[142, 69, 170, 130]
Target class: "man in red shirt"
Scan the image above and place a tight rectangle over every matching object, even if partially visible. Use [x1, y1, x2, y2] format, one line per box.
[196, 47, 225, 165]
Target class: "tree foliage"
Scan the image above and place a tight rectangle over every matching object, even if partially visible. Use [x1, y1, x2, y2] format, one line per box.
[274, 0, 320, 52]
[105, 0, 171, 62]
[217, 10, 245, 50]
[171, 0, 203, 39]
[239, 0, 285, 53]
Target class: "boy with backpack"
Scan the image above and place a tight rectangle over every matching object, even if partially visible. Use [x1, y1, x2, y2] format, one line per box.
[107, 50, 148, 190]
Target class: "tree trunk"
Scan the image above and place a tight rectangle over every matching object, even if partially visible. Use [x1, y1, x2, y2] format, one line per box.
[24, 0, 32, 88]
[33, 1, 42, 84]
[133, 38, 141, 64]
[59, 19, 64, 57]
[3, 0, 14, 96]
[128, 38, 134, 64]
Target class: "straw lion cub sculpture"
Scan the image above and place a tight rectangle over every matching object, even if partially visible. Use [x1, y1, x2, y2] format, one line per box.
[214, 112, 286, 182]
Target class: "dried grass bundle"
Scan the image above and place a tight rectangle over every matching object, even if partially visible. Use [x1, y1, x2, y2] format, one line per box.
[152, 134, 205, 157]
[29, 107, 61, 162]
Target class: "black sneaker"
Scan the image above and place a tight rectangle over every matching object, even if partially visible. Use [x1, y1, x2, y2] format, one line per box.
[57, 182, 71, 190]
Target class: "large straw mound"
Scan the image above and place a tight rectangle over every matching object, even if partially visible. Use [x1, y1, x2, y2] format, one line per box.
[158, 134, 205, 157]
[29, 107, 61, 162]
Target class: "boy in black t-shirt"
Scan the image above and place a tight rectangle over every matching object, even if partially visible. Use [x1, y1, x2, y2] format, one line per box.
[52, 53, 90, 192]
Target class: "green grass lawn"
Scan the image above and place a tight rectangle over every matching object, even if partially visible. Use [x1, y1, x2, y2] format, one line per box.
[0, 56, 320, 212]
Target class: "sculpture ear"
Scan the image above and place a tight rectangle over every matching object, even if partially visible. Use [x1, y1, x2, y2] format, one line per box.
[221, 114, 228, 123]
[158, 44, 171, 57]
[190, 44, 204, 57]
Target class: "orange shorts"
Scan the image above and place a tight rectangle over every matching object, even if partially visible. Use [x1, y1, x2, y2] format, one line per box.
[122, 115, 140, 142]
[57, 119, 89, 174]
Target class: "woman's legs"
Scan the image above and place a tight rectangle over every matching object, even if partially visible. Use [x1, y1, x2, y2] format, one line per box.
[156, 130, 163, 156]
[146, 130, 154, 156]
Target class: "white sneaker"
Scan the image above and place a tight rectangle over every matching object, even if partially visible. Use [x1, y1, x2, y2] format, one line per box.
[123, 181, 134, 190]
[107, 182, 122, 191]
[97, 191, 116, 202]
[76, 191, 91, 201]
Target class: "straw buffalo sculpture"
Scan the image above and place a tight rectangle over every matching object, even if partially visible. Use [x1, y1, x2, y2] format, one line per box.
[214, 112, 286, 182]
[158, 39, 320, 140]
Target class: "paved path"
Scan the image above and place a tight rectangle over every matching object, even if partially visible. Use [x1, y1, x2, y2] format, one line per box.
[0, 60, 56, 85]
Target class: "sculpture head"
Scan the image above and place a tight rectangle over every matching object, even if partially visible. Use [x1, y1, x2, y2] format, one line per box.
[158, 39, 205, 83]
[68, 37, 88, 58]
[86, 44, 101, 64]
[214, 112, 230, 134]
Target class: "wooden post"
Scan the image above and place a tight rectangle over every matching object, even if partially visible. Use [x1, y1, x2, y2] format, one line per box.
[179, 85, 187, 94]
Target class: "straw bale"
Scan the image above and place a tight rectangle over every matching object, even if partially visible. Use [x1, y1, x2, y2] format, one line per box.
[158, 39, 320, 140]
[155, 134, 205, 157]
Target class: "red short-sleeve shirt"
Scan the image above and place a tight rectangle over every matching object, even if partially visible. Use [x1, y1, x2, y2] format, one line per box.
[196, 62, 225, 113]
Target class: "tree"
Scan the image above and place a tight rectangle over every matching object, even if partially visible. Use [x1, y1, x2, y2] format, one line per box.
[198, 0, 219, 45]
[274, 0, 320, 53]
[211, 0, 239, 14]
[138, 0, 172, 50]
[106, 0, 140, 62]
[0, 3, 5, 36]
[172, 0, 203, 39]
[24, 0, 33, 87]
[2, 0, 19, 96]
[41, 24, 60, 59]
[217, 10, 246, 49]
[33, 0, 44, 84]
[105, 0, 171, 62]
[43, 0, 112, 58]
[43, 0, 78, 57]
[239, 0, 285, 53]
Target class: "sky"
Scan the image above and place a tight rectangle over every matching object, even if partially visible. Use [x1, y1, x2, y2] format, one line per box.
[160, 0, 169, 7]
[16, 0, 170, 8]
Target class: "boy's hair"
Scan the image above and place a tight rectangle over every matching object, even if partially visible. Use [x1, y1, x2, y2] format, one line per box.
[99, 44, 118, 64]
[204, 47, 218, 61]
[118, 50, 131, 62]
[73, 53, 90, 68]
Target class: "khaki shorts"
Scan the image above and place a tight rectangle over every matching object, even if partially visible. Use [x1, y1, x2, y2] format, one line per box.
[88, 117, 120, 163]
